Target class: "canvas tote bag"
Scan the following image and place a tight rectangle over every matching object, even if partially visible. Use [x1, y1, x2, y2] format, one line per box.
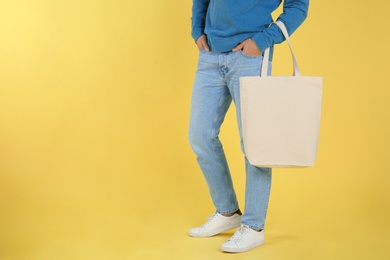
[240, 21, 323, 168]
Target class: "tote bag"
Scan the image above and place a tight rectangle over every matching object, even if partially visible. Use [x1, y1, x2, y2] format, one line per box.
[240, 21, 323, 168]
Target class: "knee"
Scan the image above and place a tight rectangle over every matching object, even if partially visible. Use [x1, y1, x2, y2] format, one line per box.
[188, 127, 205, 153]
[188, 126, 220, 155]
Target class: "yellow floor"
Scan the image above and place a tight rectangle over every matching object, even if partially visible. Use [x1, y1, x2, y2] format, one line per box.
[1, 161, 389, 259]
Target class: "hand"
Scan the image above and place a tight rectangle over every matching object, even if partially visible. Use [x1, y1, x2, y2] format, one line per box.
[196, 35, 210, 52]
[232, 38, 261, 57]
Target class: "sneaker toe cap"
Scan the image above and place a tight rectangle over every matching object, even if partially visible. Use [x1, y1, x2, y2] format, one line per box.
[188, 227, 206, 237]
[188, 228, 199, 235]
[221, 240, 239, 250]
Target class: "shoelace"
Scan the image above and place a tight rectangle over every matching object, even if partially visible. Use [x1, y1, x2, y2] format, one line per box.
[201, 213, 219, 228]
[229, 225, 250, 242]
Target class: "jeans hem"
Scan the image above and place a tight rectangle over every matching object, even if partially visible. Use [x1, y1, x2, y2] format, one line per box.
[242, 222, 264, 231]
[216, 207, 239, 215]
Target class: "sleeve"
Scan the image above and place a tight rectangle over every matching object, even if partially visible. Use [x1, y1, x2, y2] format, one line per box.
[252, 0, 309, 52]
[191, 0, 210, 42]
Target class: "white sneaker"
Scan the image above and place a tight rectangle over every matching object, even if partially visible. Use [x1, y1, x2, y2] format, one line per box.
[221, 225, 265, 253]
[188, 213, 242, 237]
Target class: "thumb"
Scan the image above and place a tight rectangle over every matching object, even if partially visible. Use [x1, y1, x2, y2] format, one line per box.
[232, 42, 245, 52]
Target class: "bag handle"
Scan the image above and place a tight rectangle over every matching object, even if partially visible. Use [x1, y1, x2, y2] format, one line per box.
[261, 21, 301, 77]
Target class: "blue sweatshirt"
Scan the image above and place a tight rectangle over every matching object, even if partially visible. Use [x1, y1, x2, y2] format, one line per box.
[191, 0, 309, 53]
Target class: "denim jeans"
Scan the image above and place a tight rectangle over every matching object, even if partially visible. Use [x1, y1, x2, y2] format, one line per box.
[189, 49, 272, 230]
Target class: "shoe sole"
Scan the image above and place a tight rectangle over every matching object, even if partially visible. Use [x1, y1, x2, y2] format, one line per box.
[221, 240, 265, 253]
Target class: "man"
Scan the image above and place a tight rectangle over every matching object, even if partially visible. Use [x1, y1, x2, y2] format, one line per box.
[188, 0, 309, 253]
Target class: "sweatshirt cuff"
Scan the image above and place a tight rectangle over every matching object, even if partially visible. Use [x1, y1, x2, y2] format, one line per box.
[252, 32, 271, 53]
[191, 30, 204, 43]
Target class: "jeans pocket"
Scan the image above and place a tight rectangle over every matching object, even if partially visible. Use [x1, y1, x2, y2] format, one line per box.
[239, 50, 262, 58]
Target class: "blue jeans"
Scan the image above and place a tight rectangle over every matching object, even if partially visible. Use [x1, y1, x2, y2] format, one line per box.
[189, 49, 272, 230]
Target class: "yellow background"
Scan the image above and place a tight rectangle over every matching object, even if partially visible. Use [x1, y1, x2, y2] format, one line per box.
[0, 1, 389, 259]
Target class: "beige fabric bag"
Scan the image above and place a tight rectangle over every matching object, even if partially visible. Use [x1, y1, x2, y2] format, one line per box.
[240, 21, 323, 168]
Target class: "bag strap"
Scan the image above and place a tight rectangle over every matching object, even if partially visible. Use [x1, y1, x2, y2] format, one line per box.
[261, 21, 301, 77]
